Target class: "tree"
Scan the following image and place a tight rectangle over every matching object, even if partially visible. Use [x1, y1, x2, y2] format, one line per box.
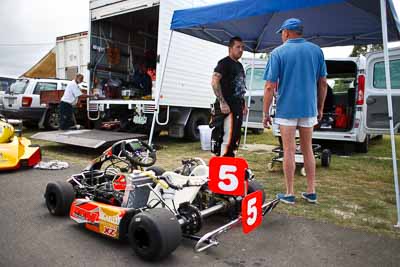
[350, 44, 383, 57]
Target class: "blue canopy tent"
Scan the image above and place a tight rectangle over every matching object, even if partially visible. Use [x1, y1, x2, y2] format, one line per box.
[170, 0, 400, 52]
[147, 0, 400, 225]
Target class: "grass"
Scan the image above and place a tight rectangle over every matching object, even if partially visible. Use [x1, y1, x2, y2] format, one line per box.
[26, 128, 400, 238]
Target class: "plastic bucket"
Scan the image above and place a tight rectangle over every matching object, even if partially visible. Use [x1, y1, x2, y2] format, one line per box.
[198, 125, 212, 151]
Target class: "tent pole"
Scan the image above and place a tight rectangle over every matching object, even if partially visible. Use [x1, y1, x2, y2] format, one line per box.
[380, 0, 400, 228]
[148, 30, 174, 147]
[243, 53, 256, 147]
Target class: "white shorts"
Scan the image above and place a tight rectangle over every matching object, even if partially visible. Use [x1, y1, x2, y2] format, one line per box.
[275, 117, 318, 128]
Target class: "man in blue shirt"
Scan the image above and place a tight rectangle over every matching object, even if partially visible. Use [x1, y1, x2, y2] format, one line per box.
[263, 18, 328, 204]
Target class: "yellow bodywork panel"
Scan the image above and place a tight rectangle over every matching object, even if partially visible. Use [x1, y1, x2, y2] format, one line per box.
[0, 120, 40, 169]
[0, 121, 15, 143]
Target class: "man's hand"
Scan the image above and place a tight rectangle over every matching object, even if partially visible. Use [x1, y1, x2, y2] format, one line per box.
[263, 113, 272, 128]
[243, 104, 248, 116]
[220, 101, 231, 114]
[318, 109, 323, 121]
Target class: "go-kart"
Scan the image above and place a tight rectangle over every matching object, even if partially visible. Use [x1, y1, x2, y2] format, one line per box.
[0, 117, 41, 170]
[44, 143, 279, 261]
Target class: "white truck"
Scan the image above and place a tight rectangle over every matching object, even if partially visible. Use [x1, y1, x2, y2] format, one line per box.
[87, 0, 232, 140]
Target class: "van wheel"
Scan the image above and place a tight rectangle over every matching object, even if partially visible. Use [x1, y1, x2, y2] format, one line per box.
[128, 209, 182, 261]
[355, 135, 369, 153]
[185, 111, 209, 141]
[45, 108, 60, 130]
[321, 149, 331, 167]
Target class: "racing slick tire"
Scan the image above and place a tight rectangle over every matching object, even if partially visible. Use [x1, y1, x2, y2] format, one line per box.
[248, 180, 266, 204]
[145, 166, 165, 176]
[45, 181, 75, 216]
[128, 208, 182, 261]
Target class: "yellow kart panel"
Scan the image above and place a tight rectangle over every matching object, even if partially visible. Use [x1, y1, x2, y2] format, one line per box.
[0, 119, 41, 170]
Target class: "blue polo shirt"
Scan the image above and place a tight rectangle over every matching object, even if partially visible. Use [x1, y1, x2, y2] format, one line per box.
[264, 38, 327, 119]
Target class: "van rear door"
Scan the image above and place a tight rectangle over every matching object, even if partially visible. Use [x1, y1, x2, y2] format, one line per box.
[364, 47, 400, 134]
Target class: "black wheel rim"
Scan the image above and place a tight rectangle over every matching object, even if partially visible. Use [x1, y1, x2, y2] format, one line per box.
[134, 227, 150, 250]
[48, 112, 60, 129]
[47, 192, 57, 213]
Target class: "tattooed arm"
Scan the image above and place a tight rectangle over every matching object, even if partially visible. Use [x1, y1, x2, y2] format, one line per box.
[211, 72, 230, 114]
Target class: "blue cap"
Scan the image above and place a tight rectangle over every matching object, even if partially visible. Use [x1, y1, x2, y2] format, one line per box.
[276, 18, 303, 34]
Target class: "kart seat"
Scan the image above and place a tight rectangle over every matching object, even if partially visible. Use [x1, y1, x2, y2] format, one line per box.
[147, 171, 207, 208]
[189, 165, 209, 177]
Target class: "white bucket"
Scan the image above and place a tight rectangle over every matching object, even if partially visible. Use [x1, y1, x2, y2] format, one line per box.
[198, 125, 212, 151]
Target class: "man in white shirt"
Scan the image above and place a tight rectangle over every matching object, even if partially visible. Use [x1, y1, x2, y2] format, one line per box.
[59, 74, 84, 130]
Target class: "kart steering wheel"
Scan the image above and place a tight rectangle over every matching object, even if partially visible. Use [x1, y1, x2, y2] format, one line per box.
[120, 140, 156, 167]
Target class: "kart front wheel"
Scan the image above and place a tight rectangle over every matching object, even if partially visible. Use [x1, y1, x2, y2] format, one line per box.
[128, 208, 182, 261]
[45, 181, 75, 216]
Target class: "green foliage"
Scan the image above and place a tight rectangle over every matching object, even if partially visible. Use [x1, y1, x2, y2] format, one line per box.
[350, 44, 384, 57]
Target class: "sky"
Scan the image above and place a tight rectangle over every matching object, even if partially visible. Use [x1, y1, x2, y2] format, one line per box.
[0, 0, 399, 77]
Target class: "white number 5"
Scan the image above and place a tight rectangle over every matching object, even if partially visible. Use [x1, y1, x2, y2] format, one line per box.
[218, 165, 238, 192]
[247, 197, 257, 226]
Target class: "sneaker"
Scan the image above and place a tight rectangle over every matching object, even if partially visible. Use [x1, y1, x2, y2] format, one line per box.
[301, 192, 317, 203]
[69, 124, 82, 130]
[276, 193, 295, 204]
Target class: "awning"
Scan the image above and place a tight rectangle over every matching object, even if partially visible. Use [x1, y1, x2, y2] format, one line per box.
[171, 0, 400, 52]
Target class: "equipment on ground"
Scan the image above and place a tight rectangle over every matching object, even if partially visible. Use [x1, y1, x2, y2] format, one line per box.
[268, 143, 331, 176]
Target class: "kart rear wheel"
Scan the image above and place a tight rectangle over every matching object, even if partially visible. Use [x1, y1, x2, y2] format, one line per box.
[45, 181, 75, 216]
[128, 208, 182, 261]
[248, 180, 266, 204]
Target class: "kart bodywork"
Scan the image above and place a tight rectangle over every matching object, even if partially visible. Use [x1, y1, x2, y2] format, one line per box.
[0, 118, 41, 170]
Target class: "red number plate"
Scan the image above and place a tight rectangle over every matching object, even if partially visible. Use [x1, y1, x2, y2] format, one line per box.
[242, 191, 263, 234]
[208, 157, 248, 196]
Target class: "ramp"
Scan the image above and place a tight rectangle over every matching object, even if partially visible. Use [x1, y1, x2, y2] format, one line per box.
[31, 129, 147, 148]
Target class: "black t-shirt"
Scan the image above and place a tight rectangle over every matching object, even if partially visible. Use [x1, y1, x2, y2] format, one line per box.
[214, 56, 247, 107]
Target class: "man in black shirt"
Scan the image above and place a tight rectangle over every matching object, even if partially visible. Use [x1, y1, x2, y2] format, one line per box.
[211, 36, 247, 157]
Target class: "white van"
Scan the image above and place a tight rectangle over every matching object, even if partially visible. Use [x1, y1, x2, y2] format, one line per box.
[243, 48, 400, 152]
[243, 58, 268, 133]
[273, 48, 400, 152]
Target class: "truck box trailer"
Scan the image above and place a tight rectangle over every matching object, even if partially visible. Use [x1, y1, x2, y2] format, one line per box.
[87, 0, 258, 140]
[56, 31, 90, 82]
